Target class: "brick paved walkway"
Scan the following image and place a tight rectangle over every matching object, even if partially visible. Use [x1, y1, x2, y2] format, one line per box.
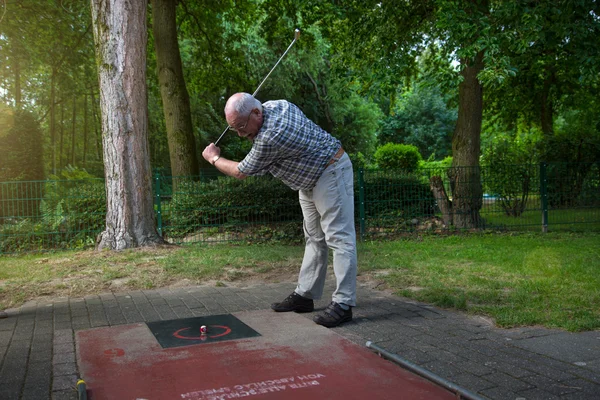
[1, 281, 598, 399]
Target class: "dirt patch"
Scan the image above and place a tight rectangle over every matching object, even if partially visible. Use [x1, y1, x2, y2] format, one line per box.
[357, 271, 394, 294]
[0, 254, 302, 308]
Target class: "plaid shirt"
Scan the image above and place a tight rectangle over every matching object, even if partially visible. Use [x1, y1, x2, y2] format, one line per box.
[238, 100, 341, 190]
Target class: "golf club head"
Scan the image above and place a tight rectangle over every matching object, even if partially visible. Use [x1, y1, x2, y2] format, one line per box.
[295, 29, 301, 41]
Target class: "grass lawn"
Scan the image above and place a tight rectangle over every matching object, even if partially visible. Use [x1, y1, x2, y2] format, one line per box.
[1, 232, 598, 332]
[359, 232, 600, 332]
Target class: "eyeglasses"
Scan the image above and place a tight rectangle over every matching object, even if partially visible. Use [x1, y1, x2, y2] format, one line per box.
[230, 112, 253, 132]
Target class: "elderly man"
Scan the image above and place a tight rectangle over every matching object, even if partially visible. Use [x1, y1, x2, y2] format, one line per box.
[202, 93, 357, 328]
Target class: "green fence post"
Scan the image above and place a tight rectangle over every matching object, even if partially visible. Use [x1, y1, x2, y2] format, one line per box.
[540, 162, 548, 233]
[154, 171, 163, 237]
[358, 168, 365, 241]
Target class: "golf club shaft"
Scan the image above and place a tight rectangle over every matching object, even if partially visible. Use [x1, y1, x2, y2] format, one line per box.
[214, 29, 300, 146]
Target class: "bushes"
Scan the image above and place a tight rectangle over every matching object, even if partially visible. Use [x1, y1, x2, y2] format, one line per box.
[166, 175, 302, 238]
[0, 164, 444, 252]
[362, 171, 436, 219]
[481, 137, 536, 217]
[0, 169, 105, 254]
[374, 143, 422, 172]
[167, 167, 436, 237]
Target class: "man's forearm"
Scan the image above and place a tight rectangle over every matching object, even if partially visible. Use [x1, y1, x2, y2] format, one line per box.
[213, 157, 247, 180]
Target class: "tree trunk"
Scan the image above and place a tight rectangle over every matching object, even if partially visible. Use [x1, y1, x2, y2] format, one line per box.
[449, 52, 484, 229]
[91, 0, 164, 250]
[540, 70, 555, 136]
[71, 95, 77, 166]
[90, 88, 103, 161]
[151, 0, 199, 179]
[83, 93, 88, 167]
[429, 175, 452, 226]
[13, 46, 21, 110]
[50, 69, 57, 175]
[59, 102, 64, 171]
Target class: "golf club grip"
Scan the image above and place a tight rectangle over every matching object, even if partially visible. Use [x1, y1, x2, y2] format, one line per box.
[214, 29, 300, 147]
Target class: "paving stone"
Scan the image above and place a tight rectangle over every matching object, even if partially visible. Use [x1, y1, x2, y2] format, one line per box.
[53, 361, 78, 376]
[54, 342, 75, 354]
[0, 381, 23, 400]
[0, 330, 13, 346]
[21, 383, 51, 400]
[447, 372, 497, 393]
[5, 339, 31, 359]
[104, 307, 127, 325]
[422, 360, 465, 378]
[171, 306, 195, 318]
[53, 329, 73, 344]
[134, 304, 161, 322]
[453, 358, 495, 377]
[479, 386, 519, 400]
[567, 366, 600, 385]
[53, 351, 76, 365]
[153, 305, 178, 320]
[482, 371, 535, 392]
[513, 387, 560, 400]
[52, 373, 78, 391]
[549, 378, 600, 396]
[51, 389, 79, 400]
[3, 283, 600, 400]
[22, 361, 52, 399]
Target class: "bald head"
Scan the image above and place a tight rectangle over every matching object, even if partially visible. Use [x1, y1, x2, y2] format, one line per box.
[224, 93, 264, 140]
[225, 93, 262, 117]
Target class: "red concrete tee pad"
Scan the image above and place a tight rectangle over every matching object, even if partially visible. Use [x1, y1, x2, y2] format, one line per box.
[76, 310, 455, 399]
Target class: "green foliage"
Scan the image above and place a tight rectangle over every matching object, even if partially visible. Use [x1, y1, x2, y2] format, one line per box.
[374, 143, 422, 172]
[0, 109, 44, 182]
[167, 176, 301, 238]
[540, 105, 600, 207]
[0, 167, 105, 253]
[484, 0, 600, 140]
[0, 109, 45, 220]
[420, 156, 453, 178]
[63, 181, 106, 234]
[348, 152, 370, 170]
[0, 181, 103, 253]
[363, 171, 436, 220]
[329, 88, 382, 155]
[481, 134, 538, 217]
[378, 84, 456, 159]
[45, 166, 103, 210]
[545, 108, 600, 164]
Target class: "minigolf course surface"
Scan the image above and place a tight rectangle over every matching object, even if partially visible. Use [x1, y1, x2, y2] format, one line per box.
[76, 310, 455, 399]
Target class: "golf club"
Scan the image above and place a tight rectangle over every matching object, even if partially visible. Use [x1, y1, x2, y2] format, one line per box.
[214, 28, 301, 146]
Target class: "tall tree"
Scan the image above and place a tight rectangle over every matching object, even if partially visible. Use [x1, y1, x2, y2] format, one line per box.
[0, 1, 95, 175]
[91, 0, 163, 250]
[302, 0, 555, 228]
[150, 0, 199, 177]
[485, 1, 600, 139]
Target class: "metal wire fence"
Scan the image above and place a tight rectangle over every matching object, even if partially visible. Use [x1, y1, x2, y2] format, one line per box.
[1, 162, 598, 254]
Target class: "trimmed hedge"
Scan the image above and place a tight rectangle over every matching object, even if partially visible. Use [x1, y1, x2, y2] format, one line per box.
[166, 176, 302, 238]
